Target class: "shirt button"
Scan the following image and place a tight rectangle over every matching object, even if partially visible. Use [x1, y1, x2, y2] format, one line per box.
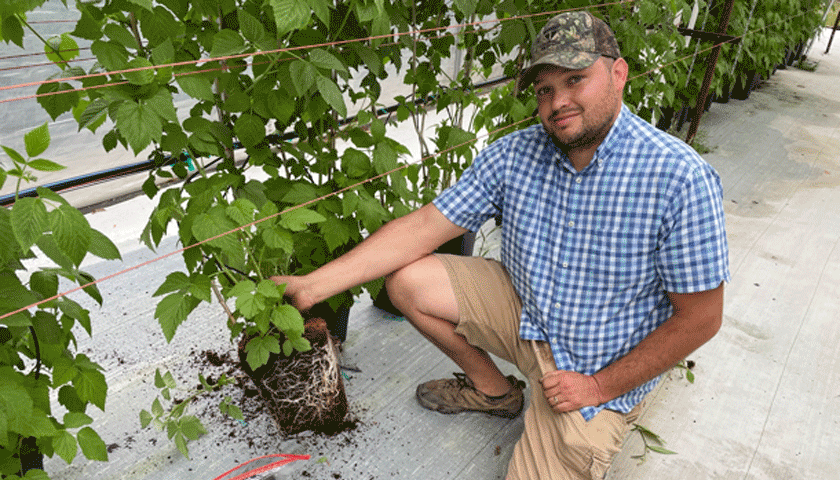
[575, 178, 582, 184]
[555, 302, 561, 308]
[562, 262, 569, 268]
[568, 221, 575, 227]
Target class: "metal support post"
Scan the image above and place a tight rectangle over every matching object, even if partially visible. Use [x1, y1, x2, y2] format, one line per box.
[685, 0, 737, 146]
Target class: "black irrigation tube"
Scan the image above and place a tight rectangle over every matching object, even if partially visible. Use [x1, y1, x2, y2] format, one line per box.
[0, 75, 513, 207]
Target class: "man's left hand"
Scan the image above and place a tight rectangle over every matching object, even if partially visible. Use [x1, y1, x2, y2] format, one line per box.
[540, 370, 604, 413]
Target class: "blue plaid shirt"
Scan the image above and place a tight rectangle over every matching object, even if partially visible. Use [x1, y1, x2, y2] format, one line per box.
[434, 105, 730, 420]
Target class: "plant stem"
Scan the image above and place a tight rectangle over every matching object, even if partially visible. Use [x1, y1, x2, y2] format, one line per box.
[16, 14, 67, 63]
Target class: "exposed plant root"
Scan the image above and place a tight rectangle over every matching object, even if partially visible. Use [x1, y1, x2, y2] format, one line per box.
[242, 318, 349, 435]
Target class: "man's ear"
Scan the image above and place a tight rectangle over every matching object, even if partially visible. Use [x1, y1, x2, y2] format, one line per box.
[612, 57, 629, 89]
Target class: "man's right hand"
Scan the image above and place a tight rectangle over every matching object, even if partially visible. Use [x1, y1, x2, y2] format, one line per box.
[270, 275, 316, 313]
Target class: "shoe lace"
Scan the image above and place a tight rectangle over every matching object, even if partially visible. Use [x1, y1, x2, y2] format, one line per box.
[451, 372, 525, 396]
[451, 372, 472, 392]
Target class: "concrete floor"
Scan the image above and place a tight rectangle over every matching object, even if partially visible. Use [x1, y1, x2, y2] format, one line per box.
[38, 28, 840, 480]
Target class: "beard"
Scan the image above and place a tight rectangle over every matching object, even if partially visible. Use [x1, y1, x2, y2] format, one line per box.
[543, 108, 617, 152]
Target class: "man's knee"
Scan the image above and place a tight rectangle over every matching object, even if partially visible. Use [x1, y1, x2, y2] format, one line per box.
[385, 255, 433, 311]
[384, 255, 458, 321]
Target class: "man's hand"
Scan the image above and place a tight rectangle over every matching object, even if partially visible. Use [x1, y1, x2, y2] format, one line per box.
[540, 370, 604, 413]
[270, 275, 316, 313]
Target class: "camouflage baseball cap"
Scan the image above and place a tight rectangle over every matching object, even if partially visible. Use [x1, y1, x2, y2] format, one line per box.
[519, 11, 621, 89]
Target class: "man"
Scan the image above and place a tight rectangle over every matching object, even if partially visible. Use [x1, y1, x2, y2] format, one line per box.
[273, 11, 729, 479]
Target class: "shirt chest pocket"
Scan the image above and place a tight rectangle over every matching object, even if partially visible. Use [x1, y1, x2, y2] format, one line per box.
[585, 229, 656, 287]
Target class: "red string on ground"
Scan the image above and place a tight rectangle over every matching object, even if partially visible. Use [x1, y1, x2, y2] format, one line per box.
[212, 454, 310, 480]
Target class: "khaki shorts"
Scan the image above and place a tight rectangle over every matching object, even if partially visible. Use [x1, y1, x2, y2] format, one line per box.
[436, 254, 642, 480]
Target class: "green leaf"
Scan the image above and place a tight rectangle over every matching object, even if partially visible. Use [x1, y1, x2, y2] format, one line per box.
[50, 204, 92, 267]
[174, 432, 189, 459]
[261, 225, 293, 253]
[270, 0, 310, 37]
[146, 87, 179, 123]
[53, 430, 78, 464]
[245, 335, 280, 370]
[123, 57, 155, 85]
[453, 0, 476, 17]
[226, 198, 257, 226]
[139, 409, 153, 429]
[116, 101, 162, 155]
[90, 40, 128, 71]
[235, 289, 264, 318]
[151, 37, 175, 65]
[155, 293, 200, 342]
[239, 10, 270, 46]
[351, 44, 382, 76]
[192, 211, 243, 262]
[88, 228, 121, 261]
[373, 141, 397, 174]
[10, 197, 48, 252]
[57, 298, 92, 336]
[176, 67, 215, 101]
[73, 368, 107, 411]
[210, 29, 247, 58]
[58, 385, 85, 413]
[2, 14, 24, 48]
[45, 33, 79, 69]
[256, 279, 281, 298]
[30, 270, 58, 299]
[309, 48, 347, 73]
[36, 82, 78, 122]
[103, 23, 138, 49]
[227, 279, 255, 298]
[32, 310, 63, 344]
[24, 123, 50, 158]
[153, 272, 190, 297]
[234, 113, 266, 149]
[315, 74, 346, 117]
[26, 158, 65, 172]
[289, 60, 316, 97]
[179, 415, 206, 440]
[289, 334, 311, 353]
[2, 144, 25, 165]
[279, 208, 326, 232]
[77, 427, 108, 461]
[36, 187, 70, 205]
[51, 358, 79, 389]
[270, 304, 304, 335]
[151, 397, 164, 417]
[63, 412, 93, 428]
[321, 215, 352, 252]
[127, 0, 153, 12]
[648, 445, 678, 455]
[308, 0, 331, 26]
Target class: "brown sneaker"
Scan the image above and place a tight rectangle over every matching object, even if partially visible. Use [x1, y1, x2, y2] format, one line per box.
[416, 372, 526, 418]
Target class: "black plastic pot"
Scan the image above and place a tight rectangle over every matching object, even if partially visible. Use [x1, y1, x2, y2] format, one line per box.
[714, 80, 732, 104]
[372, 232, 477, 316]
[655, 106, 676, 132]
[306, 297, 353, 343]
[18, 436, 43, 475]
[731, 70, 757, 100]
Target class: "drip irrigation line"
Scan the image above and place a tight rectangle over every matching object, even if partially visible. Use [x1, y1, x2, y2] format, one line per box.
[0, 113, 536, 322]
[0, 1, 634, 99]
